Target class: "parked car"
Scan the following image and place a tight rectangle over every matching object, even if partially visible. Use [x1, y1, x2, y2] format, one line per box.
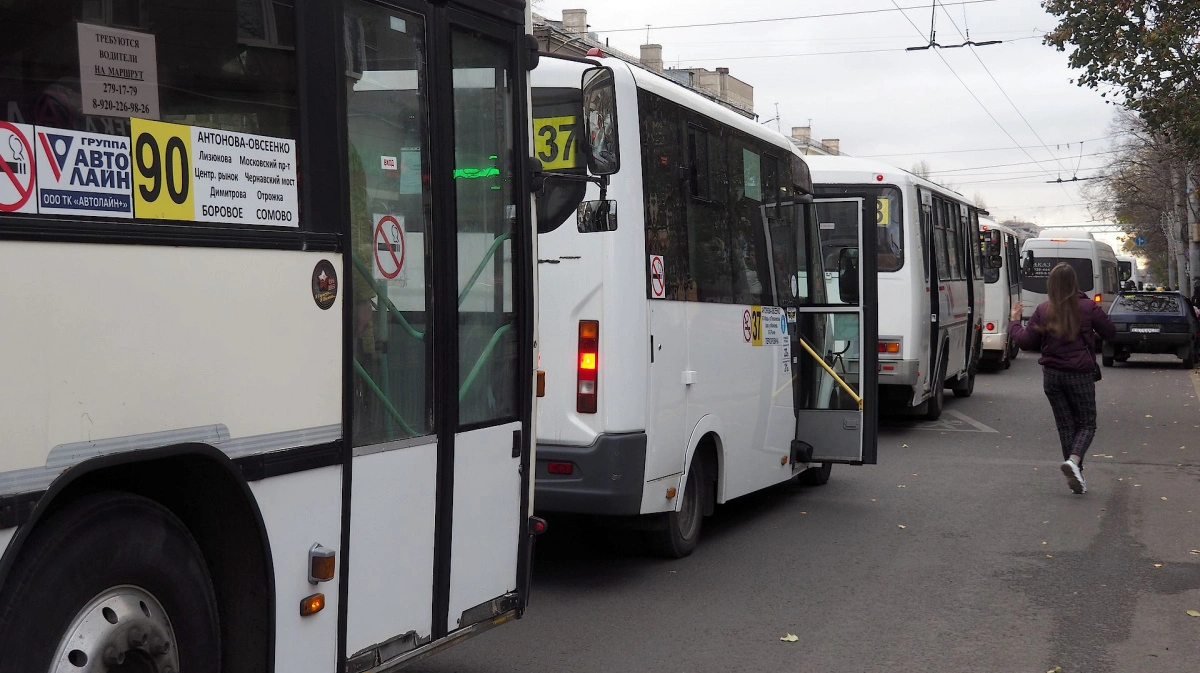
[1103, 291, 1200, 368]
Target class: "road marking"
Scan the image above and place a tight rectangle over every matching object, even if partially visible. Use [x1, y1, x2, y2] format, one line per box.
[889, 409, 999, 433]
[945, 409, 999, 433]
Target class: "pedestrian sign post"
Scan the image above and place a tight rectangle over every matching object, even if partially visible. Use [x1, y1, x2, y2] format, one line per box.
[0, 122, 37, 214]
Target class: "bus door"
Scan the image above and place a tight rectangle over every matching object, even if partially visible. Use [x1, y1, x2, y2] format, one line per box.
[918, 188, 940, 397]
[341, 1, 532, 665]
[790, 196, 878, 464]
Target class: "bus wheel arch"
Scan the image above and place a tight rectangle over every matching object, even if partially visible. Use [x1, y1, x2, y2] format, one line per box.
[0, 445, 274, 673]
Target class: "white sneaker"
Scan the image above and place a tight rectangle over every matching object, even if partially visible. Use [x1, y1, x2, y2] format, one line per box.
[1061, 460, 1084, 494]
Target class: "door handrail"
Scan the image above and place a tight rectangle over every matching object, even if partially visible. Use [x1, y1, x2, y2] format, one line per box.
[795, 335, 863, 410]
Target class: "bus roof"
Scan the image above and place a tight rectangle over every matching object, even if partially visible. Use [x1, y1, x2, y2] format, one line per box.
[803, 154, 971, 204]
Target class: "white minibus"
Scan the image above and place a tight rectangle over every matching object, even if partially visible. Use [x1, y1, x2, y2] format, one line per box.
[1020, 231, 1120, 317]
[979, 218, 1022, 368]
[531, 56, 879, 557]
[805, 156, 986, 420]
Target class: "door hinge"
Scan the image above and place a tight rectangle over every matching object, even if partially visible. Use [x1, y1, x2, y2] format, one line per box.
[512, 429, 522, 458]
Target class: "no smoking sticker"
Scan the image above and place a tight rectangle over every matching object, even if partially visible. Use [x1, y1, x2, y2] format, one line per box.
[649, 255, 666, 299]
[373, 214, 406, 281]
[0, 122, 37, 214]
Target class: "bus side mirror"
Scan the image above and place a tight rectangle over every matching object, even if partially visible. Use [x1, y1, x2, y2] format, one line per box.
[1021, 250, 1034, 275]
[985, 231, 1003, 268]
[577, 199, 617, 233]
[838, 248, 859, 304]
[989, 254, 1003, 269]
[581, 67, 620, 176]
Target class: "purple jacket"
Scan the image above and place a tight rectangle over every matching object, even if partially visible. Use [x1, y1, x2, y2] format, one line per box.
[1009, 292, 1117, 373]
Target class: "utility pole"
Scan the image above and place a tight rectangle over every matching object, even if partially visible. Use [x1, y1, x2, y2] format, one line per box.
[1189, 165, 1199, 297]
[1174, 168, 1188, 289]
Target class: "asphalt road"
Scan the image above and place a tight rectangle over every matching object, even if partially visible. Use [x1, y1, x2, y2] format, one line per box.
[414, 352, 1200, 673]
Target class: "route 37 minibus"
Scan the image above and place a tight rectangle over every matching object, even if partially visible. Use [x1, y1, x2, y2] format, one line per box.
[530, 55, 879, 558]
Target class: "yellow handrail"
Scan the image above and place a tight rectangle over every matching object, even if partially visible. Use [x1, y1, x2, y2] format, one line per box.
[795, 336, 863, 411]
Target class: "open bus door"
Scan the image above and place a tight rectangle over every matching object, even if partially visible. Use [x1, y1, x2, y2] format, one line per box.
[789, 196, 878, 465]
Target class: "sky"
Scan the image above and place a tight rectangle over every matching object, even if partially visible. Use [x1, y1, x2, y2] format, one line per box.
[534, 0, 1124, 249]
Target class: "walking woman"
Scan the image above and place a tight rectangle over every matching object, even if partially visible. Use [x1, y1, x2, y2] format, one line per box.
[1009, 263, 1116, 494]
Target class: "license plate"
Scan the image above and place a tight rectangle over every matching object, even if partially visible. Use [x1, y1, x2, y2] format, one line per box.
[1131, 326, 1161, 333]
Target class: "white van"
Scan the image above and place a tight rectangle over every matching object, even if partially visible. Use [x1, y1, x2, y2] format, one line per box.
[1020, 230, 1120, 318]
[979, 218, 1021, 368]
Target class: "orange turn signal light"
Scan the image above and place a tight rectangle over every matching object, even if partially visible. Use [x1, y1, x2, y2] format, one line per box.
[300, 593, 325, 617]
[309, 544, 335, 584]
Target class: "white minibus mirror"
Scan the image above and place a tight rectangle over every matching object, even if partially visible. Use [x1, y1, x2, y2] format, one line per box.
[581, 67, 620, 176]
[838, 248, 860, 304]
[577, 199, 617, 233]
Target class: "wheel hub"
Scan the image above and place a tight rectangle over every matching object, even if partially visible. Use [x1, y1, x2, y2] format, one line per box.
[52, 586, 179, 673]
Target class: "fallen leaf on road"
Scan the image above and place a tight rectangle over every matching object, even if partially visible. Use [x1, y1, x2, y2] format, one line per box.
[898, 484, 906, 488]
[1146, 414, 1153, 418]
[1047, 667, 1062, 673]
[1046, 555, 1053, 558]
[1188, 610, 1200, 618]
[901, 444, 909, 448]
[898, 525, 906, 529]
[1154, 563, 1163, 568]
[870, 498, 877, 502]
[668, 570, 677, 574]
[800, 511, 807, 515]
[781, 634, 799, 642]
[1042, 541, 1048, 545]
[1118, 478, 1124, 481]
[1135, 484, 1142, 487]
[1161, 497, 1168, 501]
[1189, 550, 1200, 555]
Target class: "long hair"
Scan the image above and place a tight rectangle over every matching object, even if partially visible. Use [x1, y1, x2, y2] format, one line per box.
[1038, 263, 1081, 339]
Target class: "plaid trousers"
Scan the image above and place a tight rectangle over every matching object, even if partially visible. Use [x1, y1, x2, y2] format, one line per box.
[1042, 367, 1097, 468]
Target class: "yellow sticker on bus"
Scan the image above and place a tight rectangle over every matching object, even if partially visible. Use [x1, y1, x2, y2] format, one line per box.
[131, 117, 194, 221]
[877, 197, 890, 227]
[751, 305, 764, 346]
[534, 116, 580, 170]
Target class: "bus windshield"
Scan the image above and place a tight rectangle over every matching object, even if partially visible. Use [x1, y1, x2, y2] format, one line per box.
[813, 186, 903, 272]
[1021, 256, 1095, 293]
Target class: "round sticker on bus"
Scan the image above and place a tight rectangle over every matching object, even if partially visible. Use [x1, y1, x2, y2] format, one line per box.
[312, 260, 338, 310]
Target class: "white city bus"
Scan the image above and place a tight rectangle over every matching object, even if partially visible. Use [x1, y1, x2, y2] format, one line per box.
[0, 2, 608, 671]
[979, 218, 1022, 369]
[530, 57, 878, 558]
[1020, 230, 1120, 318]
[805, 156, 986, 420]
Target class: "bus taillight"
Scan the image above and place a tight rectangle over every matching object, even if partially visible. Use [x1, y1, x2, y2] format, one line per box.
[577, 320, 599, 413]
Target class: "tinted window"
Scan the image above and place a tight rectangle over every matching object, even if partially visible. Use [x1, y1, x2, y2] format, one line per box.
[813, 185, 903, 272]
[1021, 256, 1095, 293]
[2, 0, 303, 228]
[1113, 294, 1181, 314]
[532, 86, 585, 233]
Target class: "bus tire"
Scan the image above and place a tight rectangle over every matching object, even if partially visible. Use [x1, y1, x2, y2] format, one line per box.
[649, 458, 704, 559]
[952, 371, 975, 398]
[0, 492, 220, 673]
[797, 462, 833, 486]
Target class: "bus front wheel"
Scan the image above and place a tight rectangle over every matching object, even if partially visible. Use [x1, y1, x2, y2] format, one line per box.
[649, 458, 704, 559]
[0, 492, 221, 673]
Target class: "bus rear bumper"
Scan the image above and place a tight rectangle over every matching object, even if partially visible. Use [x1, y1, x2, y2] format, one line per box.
[878, 359, 918, 386]
[534, 433, 648, 516]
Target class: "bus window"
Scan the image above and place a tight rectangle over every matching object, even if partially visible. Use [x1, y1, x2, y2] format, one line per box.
[345, 2, 433, 444]
[532, 87, 585, 233]
[813, 185, 903, 272]
[451, 27, 519, 427]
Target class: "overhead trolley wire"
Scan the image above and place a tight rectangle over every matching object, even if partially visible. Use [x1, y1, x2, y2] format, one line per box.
[593, 0, 1000, 33]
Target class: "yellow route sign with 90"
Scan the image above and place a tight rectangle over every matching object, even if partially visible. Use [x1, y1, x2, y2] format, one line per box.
[131, 118, 193, 220]
[534, 115, 580, 170]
